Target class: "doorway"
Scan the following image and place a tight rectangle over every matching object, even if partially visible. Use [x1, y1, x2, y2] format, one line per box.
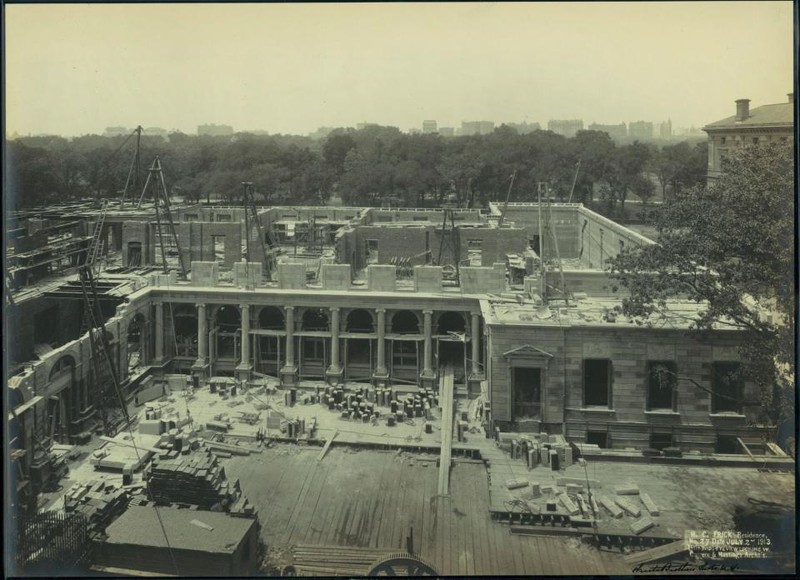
[512, 367, 541, 419]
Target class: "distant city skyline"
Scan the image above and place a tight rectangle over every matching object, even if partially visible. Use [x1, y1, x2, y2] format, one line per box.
[6, 3, 793, 138]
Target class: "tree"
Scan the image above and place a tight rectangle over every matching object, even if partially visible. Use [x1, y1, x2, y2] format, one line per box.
[609, 142, 794, 434]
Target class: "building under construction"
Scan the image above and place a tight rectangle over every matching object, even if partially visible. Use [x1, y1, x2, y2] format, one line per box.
[5, 174, 795, 575]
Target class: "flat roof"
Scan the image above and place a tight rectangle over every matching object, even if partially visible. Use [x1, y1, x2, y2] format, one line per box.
[104, 506, 254, 553]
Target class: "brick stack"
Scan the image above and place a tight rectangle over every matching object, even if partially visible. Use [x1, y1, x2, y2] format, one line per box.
[147, 450, 256, 518]
[64, 480, 130, 537]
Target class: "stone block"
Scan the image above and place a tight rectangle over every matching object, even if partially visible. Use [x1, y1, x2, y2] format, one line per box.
[460, 265, 506, 295]
[558, 493, 580, 515]
[599, 496, 623, 518]
[233, 261, 262, 287]
[640, 493, 660, 516]
[278, 262, 307, 289]
[631, 517, 655, 535]
[367, 265, 396, 291]
[190, 261, 219, 287]
[413, 266, 443, 293]
[320, 264, 351, 290]
[614, 497, 642, 517]
[616, 483, 640, 495]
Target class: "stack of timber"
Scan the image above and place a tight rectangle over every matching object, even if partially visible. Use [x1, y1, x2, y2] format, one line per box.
[291, 544, 395, 576]
[148, 450, 256, 517]
[63, 480, 130, 538]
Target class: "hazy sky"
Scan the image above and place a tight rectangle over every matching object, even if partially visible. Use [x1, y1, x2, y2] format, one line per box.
[5, 2, 795, 137]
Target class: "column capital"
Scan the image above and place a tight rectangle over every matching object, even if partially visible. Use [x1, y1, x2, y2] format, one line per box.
[329, 306, 340, 314]
[375, 308, 386, 315]
[240, 303, 251, 311]
[196, 302, 207, 310]
[423, 309, 433, 316]
[285, 305, 295, 313]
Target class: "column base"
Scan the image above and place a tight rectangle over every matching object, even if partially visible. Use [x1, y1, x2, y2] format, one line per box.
[420, 370, 437, 390]
[236, 363, 253, 383]
[280, 365, 299, 388]
[191, 360, 209, 382]
[371, 370, 389, 389]
[467, 374, 485, 398]
[325, 366, 344, 386]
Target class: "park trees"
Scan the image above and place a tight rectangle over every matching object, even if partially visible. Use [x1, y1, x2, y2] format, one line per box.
[610, 142, 794, 432]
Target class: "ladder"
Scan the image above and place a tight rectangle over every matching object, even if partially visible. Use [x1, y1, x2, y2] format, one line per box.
[242, 182, 272, 274]
[436, 208, 461, 283]
[78, 266, 128, 436]
[86, 200, 109, 273]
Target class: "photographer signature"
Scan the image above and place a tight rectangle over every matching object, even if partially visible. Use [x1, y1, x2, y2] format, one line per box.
[632, 562, 739, 574]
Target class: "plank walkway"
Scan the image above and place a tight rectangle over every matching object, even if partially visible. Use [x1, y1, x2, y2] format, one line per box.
[225, 446, 630, 575]
[437, 366, 455, 496]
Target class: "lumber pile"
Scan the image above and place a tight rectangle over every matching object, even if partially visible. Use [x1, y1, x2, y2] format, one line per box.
[148, 450, 255, 517]
[624, 539, 688, 567]
[291, 544, 395, 576]
[64, 480, 130, 537]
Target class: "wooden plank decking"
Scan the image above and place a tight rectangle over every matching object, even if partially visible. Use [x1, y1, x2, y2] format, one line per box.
[225, 446, 630, 575]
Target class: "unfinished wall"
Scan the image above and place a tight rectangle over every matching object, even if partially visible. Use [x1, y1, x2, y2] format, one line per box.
[577, 206, 654, 269]
[460, 264, 506, 295]
[493, 203, 583, 259]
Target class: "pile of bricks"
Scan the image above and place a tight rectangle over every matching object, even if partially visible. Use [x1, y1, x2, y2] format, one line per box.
[64, 480, 130, 537]
[147, 450, 255, 517]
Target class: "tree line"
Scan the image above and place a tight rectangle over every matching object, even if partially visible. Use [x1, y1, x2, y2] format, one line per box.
[5, 125, 707, 215]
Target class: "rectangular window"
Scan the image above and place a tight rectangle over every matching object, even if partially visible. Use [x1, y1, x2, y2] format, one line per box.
[583, 359, 612, 407]
[650, 432, 673, 451]
[365, 239, 379, 264]
[216, 214, 232, 222]
[211, 235, 225, 262]
[586, 430, 608, 449]
[467, 239, 483, 266]
[392, 341, 417, 367]
[711, 362, 743, 413]
[512, 367, 541, 419]
[646, 361, 677, 411]
[303, 337, 325, 362]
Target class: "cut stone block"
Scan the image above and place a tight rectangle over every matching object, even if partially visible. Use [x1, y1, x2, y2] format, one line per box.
[529, 482, 542, 498]
[631, 517, 656, 535]
[540, 484, 555, 495]
[566, 483, 583, 494]
[599, 496, 623, 518]
[558, 493, 580, 515]
[640, 493, 660, 516]
[506, 479, 529, 490]
[614, 497, 642, 517]
[616, 483, 640, 495]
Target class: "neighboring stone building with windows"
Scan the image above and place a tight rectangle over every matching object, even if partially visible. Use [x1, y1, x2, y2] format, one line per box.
[703, 93, 795, 182]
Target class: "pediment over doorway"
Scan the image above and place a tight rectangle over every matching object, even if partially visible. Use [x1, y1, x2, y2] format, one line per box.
[502, 344, 553, 360]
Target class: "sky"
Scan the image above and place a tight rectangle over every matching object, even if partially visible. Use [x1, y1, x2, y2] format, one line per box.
[4, 2, 795, 137]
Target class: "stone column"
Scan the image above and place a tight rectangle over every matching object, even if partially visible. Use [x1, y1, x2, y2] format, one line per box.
[373, 308, 388, 386]
[471, 313, 480, 376]
[192, 303, 209, 380]
[420, 310, 436, 388]
[326, 307, 343, 385]
[237, 303, 252, 382]
[154, 302, 164, 363]
[468, 311, 484, 397]
[280, 306, 298, 387]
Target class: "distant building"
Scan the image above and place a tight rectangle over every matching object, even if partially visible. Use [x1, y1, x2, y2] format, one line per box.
[144, 127, 168, 140]
[703, 93, 794, 182]
[438, 127, 455, 137]
[659, 119, 673, 139]
[408, 128, 422, 135]
[587, 122, 627, 140]
[628, 121, 654, 140]
[507, 121, 542, 134]
[547, 119, 583, 137]
[422, 120, 438, 134]
[198, 123, 234, 137]
[461, 121, 495, 136]
[104, 126, 130, 137]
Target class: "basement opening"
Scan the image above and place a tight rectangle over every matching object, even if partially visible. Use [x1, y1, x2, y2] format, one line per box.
[586, 430, 609, 448]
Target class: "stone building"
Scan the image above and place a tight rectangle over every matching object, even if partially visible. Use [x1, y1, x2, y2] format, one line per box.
[703, 93, 794, 182]
[7, 200, 768, 470]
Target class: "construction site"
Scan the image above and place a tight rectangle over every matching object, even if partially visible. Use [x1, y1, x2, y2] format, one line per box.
[4, 150, 796, 577]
